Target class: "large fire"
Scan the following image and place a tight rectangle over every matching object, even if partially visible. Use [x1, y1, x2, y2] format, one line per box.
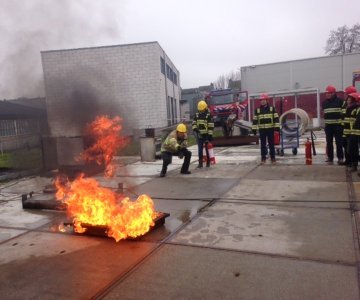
[55, 175, 157, 242]
[56, 115, 157, 242]
[81, 115, 128, 177]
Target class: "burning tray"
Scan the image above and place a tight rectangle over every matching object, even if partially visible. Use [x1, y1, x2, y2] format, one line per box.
[71, 212, 170, 239]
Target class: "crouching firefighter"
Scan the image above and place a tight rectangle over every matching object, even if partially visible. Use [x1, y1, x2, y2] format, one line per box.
[160, 123, 192, 177]
[192, 100, 214, 168]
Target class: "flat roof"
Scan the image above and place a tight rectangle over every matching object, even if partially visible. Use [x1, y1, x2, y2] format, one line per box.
[241, 52, 360, 69]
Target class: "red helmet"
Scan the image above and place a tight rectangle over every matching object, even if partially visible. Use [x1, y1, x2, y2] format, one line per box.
[259, 93, 269, 100]
[349, 92, 360, 101]
[344, 86, 357, 94]
[325, 85, 336, 93]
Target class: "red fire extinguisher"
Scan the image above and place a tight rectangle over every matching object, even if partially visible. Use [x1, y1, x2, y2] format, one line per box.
[202, 142, 216, 164]
[305, 138, 312, 165]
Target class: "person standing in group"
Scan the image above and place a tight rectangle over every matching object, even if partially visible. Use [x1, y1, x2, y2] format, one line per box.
[322, 85, 344, 164]
[341, 86, 358, 166]
[160, 123, 192, 177]
[342, 92, 359, 171]
[252, 93, 280, 164]
[192, 100, 214, 168]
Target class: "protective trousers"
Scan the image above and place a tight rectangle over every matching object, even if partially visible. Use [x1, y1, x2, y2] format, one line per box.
[325, 124, 344, 161]
[259, 128, 275, 160]
[161, 148, 192, 174]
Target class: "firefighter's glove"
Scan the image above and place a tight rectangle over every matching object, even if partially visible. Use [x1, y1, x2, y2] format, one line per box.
[178, 153, 184, 159]
[252, 130, 257, 135]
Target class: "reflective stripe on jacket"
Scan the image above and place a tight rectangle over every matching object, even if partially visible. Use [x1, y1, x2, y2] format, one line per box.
[192, 110, 214, 137]
[343, 106, 357, 136]
[322, 96, 344, 125]
[161, 130, 188, 153]
[351, 107, 360, 136]
[252, 105, 280, 130]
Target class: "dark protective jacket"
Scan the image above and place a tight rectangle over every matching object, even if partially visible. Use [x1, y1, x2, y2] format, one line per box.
[322, 95, 344, 125]
[252, 105, 280, 131]
[342, 103, 358, 136]
[351, 107, 360, 136]
[192, 109, 214, 138]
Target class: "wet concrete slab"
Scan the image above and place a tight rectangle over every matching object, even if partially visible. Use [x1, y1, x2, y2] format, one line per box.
[169, 164, 256, 179]
[134, 177, 239, 200]
[247, 164, 347, 182]
[92, 175, 152, 190]
[0, 176, 53, 194]
[0, 198, 53, 229]
[137, 198, 209, 243]
[103, 244, 359, 300]
[223, 178, 349, 208]
[0, 228, 26, 242]
[0, 231, 158, 300]
[171, 202, 355, 263]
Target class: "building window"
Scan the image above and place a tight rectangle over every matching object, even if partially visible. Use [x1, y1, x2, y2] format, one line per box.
[166, 64, 171, 80]
[173, 72, 177, 86]
[160, 57, 165, 75]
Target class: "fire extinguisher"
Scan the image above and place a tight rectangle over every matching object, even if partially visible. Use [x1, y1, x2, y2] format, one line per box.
[305, 138, 312, 165]
[203, 142, 216, 164]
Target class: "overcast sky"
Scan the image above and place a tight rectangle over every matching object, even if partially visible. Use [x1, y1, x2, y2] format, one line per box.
[1, 0, 359, 99]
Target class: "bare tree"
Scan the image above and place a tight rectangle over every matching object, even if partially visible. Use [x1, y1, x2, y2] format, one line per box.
[213, 70, 241, 89]
[325, 23, 360, 55]
[213, 74, 227, 89]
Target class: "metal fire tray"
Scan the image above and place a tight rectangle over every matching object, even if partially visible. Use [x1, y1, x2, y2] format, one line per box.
[72, 212, 170, 239]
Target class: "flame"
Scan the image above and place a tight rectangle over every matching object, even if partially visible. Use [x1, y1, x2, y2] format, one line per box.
[81, 115, 128, 177]
[55, 174, 156, 242]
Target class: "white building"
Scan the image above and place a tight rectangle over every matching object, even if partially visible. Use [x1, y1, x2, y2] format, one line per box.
[41, 41, 180, 137]
[241, 52, 360, 94]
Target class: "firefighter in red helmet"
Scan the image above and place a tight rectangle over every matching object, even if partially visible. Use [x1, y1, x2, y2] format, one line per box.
[252, 93, 280, 164]
[322, 85, 344, 164]
[342, 92, 359, 171]
[341, 86, 358, 166]
[348, 93, 360, 174]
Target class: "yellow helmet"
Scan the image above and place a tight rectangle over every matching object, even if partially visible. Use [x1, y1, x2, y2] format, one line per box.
[197, 100, 208, 111]
[176, 123, 187, 133]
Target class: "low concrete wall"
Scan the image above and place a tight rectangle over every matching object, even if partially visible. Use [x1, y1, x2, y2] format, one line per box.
[0, 135, 41, 152]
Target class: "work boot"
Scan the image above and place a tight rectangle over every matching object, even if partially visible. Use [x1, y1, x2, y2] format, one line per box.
[337, 159, 345, 165]
[271, 158, 276, 164]
[350, 165, 358, 172]
[180, 170, 191, 175]
[206, 160, 210, 168]
[325, 159, 334, 165]
[160, 166, 167, 177]
[261, 158, 266, 164]
[197, 161, 203, 168]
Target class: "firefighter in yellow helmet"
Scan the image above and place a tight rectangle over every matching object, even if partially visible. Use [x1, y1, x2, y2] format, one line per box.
[192, 100, 214, 168]
[160, 123, 192, 177]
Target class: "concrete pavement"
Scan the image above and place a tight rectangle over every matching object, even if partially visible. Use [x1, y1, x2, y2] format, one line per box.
[0, 131, 359, 299]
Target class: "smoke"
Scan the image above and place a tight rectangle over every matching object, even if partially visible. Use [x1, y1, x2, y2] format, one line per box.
[0, 0, 123, 99]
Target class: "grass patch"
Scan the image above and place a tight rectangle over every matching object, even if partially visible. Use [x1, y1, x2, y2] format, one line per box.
[0, 148, 43, 170]
[118, 137, 140, 156]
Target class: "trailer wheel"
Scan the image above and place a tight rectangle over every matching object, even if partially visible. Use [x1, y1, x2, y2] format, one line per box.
[292, 148, 297, 155]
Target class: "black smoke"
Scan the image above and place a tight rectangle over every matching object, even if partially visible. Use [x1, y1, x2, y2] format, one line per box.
[0, 0, 123, 99]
